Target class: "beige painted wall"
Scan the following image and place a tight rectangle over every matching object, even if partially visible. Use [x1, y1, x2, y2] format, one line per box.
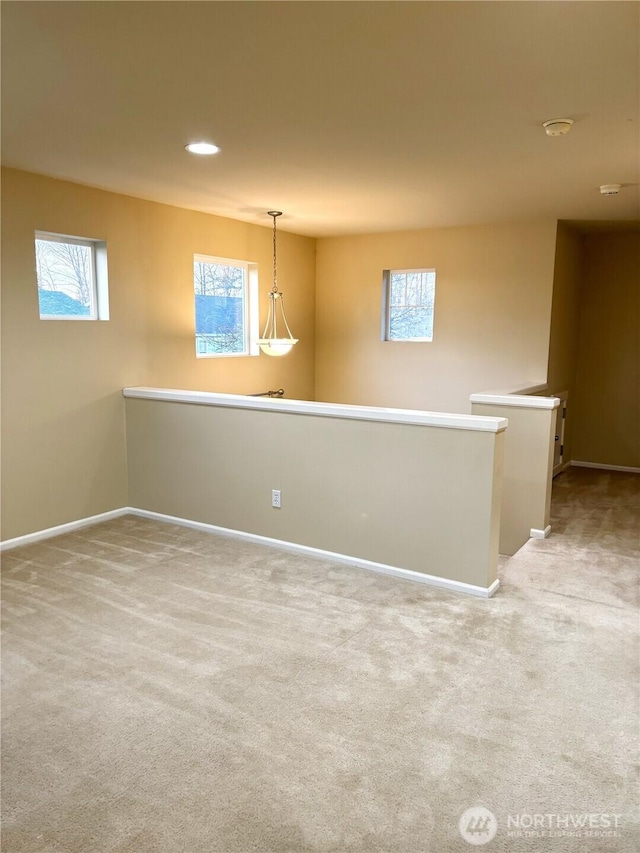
[572, 231, 640, 468]
[143, 201, 316, 400]
[315, 220, 558, 413]
[471, 402, 557, 554]
[126, 398, 503, 590]
[1, 168, 315, 539]
[546, 222, 583, 462]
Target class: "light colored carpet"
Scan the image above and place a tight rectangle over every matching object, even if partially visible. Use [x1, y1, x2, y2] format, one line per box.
[2, 468, 638, 852]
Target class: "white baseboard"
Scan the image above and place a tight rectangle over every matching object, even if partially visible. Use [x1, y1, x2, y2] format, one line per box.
[129, 508, 500, 598]
[571, 461, 640, 474]
[1, 506, 500, 598]
[553, 460, 571, 477]
[0, 508, 130, 552]
[530, 525, 551, 539]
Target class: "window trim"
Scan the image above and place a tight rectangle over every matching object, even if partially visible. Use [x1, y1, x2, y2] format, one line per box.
[382, 267, 436, 343]
[35, 231, 109, 321]
[194, 253, 259, 359]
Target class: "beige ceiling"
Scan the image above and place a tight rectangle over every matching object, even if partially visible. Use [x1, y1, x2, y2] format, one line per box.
[2, 1, 639, 237]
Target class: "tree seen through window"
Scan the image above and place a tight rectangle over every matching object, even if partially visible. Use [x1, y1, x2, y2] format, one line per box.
[387, 269, 436, 341]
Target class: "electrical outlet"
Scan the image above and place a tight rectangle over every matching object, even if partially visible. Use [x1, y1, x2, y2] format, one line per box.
[271, 489, 281, 509]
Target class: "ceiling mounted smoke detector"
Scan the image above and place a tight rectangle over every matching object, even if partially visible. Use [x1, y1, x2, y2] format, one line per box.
[599, 184, 622, 196]
[542, 119, 574, 137]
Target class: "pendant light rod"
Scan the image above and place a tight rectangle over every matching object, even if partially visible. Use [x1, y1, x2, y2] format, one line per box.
[268, 210, 282, 293]
[257, 210, 298, 357]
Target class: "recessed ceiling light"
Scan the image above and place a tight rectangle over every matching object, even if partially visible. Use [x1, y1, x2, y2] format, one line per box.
[185, 142, 220, 155]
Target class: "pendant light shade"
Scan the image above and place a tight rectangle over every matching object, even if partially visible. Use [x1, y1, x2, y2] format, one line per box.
[257, 211, 298, 357]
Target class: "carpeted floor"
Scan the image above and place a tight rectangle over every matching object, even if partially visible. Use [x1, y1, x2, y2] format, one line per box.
[2, 468, 638, 852]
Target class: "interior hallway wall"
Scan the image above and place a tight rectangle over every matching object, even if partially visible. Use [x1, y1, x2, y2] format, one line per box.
[315, 220, 558, 413]
[546, 222, 584, 462]
[1, 168, 316, 540]
[572, 231, 640, 468]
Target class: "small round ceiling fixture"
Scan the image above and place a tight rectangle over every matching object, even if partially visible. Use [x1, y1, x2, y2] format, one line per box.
[542, 119, 574, 137]
[599, 184, 622, 196]
[185, 141, 220, 155]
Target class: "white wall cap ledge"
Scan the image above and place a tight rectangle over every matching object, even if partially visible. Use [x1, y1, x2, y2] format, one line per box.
[123, 387, 508, 433]
[471, 381, 548, 397]
[470, 392, 560, 409]
[515, 384, 549, 395]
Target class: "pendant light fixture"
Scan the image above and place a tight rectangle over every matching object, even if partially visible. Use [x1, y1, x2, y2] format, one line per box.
[257, 211, 298, 357]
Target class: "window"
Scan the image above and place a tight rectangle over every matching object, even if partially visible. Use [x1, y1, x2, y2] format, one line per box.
[382, 268, 436, 341]
[194, 255, 258, 357]
[35, 232, 109, 320]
